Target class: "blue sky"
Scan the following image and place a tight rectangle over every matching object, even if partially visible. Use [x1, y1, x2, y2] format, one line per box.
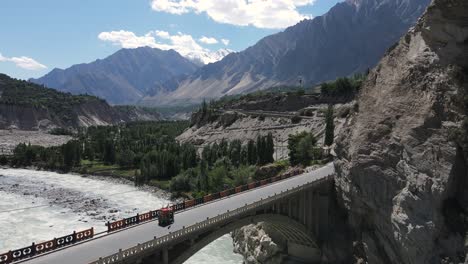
[0, 0, 342, 80]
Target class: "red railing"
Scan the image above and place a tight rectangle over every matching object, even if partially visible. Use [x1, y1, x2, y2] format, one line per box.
[0, 166, 306, 263]
[0, 228, 93, 264]
[103, 167, 305, 233]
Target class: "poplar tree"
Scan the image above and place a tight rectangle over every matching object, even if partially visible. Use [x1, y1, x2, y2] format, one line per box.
[324, 105, 335, 146]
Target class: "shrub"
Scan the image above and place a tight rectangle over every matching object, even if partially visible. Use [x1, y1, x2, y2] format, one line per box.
[291, 115, 302, 124]
[49, 127, 73, 136]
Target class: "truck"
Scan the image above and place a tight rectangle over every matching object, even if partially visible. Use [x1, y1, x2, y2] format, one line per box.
[158, 206, 174, 227]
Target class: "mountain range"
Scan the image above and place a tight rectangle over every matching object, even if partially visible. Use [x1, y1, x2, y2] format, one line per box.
[30, 47, 200, 105]
[31, 0, 431, 107]
[142, 0, 431, 106]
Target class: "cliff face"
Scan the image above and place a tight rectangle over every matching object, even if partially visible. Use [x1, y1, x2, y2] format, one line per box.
[334, 0, 468, 263]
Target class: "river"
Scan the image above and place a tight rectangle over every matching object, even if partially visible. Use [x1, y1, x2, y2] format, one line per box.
[0, 168, 243, 263]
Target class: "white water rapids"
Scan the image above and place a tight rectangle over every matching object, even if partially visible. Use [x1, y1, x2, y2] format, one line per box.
[0, 168, 243, 263]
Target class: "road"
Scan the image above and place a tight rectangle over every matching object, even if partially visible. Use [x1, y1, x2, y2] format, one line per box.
[22, 163, 335, 264]
[224, 109, 317, 120]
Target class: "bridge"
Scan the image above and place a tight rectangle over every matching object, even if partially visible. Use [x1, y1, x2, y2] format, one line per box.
[9, 163, 334, 264]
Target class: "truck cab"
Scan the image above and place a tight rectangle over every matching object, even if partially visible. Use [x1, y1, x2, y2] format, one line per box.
[158, 207, 174, 227]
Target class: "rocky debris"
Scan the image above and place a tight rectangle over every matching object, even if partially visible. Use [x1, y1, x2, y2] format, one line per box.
[333, 0, 468, 263]
[254, 164, 286, 180]
[232, 223, 283, 264]
[217, 111, 241, 128]
[0, 129, 72, 155]
[0, 171, 170, 223]
[279, 166, 304, 178]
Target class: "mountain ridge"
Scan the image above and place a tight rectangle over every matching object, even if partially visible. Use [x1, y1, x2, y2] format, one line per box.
[31, 47, 200, 105]
[141, 0, 431, 106]
[0, 73, 160, 130]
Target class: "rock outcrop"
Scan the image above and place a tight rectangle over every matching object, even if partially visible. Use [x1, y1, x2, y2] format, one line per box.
[232, 223, 284, 264]
[334, 0, 468, 263]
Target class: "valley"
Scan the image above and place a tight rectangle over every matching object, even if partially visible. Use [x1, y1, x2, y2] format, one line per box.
[1, 0, 467, 263]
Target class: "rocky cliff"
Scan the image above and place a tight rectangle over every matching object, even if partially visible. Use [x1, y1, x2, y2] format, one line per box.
[334, 0, 468, 263]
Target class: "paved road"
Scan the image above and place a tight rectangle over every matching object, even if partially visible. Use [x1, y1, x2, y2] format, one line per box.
[23, 163, 335, 264]
[224, 109, 317, 120]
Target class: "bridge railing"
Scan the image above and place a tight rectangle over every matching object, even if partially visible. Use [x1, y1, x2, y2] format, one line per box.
[0, 228, 94, 264]
[103, 166, 304, 233]
[90, 175, 332, 264]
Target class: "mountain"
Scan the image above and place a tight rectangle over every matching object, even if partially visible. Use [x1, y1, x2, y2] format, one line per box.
[31, 47, 199, 105]
[142, 0, 431, 106]
[0, 74, 160, 130]
[186, 49, 233, 66]
[333, 0, 468, 262]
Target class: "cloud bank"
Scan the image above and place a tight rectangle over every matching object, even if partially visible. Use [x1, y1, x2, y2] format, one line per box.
[150, 0, 315, 29]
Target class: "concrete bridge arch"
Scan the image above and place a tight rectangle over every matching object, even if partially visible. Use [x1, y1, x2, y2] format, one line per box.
[138, 179, 332, 264]
[170, 214, 320, 264]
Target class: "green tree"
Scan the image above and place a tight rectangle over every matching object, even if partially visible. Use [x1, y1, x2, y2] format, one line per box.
[229, 140, 242, 167]
[117, 149, 135, 167]
[103, 140, 116, 165]
[247, 140, 257, 165]
[199, 160, 209, 192]
[288, 132, 318, 166]
[208, 161, 229, 192]
[295, 134, 317, 166]
[256, 135, 265, 165]
[266, 133, 275, 163]
[324, 105, 335, 146]
[84, 142, 94, 161]
[232, 165, 255, 186]
[62, 140, 81, 170]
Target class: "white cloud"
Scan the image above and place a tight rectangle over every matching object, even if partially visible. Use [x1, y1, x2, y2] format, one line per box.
[98, 30, 231, 64]
[154, 30, 171, 39]
[199, 36, 218, 44]
[221, 38, 230, 46]
[0, 52, 47, 70]
[98, 31, 157, 49]
[150, 0, 315, 29]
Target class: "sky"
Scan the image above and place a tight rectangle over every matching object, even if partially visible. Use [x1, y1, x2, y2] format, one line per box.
[0, 0, 342, 80]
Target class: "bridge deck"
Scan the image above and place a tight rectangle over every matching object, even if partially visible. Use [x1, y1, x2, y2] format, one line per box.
[22, 163, 334, 264]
